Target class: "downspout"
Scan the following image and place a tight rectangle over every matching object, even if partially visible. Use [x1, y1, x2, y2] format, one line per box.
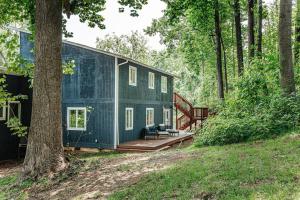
[114, 58, 128, 149]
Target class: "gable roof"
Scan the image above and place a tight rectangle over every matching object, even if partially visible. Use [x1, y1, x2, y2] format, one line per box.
[7, 26, 176, 77]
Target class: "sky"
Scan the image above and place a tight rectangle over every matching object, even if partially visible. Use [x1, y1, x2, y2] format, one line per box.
[66, 0, 275, 51]
[66, 0, 166, 50]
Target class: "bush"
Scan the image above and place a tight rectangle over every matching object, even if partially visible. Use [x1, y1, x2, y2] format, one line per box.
[196, 93, 300, 146]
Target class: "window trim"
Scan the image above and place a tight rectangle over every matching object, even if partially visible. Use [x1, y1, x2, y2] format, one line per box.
[148, 72, 155, 89]
[125, 107, 134, 131]
[7, 101, 21, 127]
[0, 102, 6, 121]
[129, 66, 137, 86]
[146, 108, 155, 127]
[67, 107, 87, 131]
[161, 76, 168, 93]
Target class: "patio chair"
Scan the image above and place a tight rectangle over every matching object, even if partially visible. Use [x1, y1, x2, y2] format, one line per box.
[157, 124, 170, 137]
[144, 126, 159, 140]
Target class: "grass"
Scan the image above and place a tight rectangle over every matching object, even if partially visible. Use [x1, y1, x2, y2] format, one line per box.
[0, 175, 33, 200]
[109, 133, 300, 200]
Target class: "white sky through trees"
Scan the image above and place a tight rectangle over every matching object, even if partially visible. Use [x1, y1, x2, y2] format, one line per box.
[66, 0, 166, 50]
[66, 0, 275, 51]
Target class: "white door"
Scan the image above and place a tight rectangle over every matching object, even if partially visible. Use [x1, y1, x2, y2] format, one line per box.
[163, 108, 171, 126]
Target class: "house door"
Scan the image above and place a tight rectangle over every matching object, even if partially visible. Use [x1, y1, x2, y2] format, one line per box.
[163, 108, 171, 127]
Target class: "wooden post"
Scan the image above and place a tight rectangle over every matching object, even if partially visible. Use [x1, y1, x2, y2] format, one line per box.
[176, 106, 178, 130]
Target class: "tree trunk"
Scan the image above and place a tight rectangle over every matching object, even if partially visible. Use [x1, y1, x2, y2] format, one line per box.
[295, 0, 300, 62]
[214, 0, 225, 99]
[257, 0, 263, 57]
[248, 0, 255, 59]
[221, 35, 228, 93]
[279, 0, 296, 95]
[232, 18, 236, 78]
[22, 0, 68, 178]
[234, 0, 244, 76]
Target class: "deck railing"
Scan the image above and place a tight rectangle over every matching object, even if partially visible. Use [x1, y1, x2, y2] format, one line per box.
[174, 93, 209, 130]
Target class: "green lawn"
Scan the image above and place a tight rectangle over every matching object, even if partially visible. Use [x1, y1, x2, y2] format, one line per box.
[110, 133, 300, 200]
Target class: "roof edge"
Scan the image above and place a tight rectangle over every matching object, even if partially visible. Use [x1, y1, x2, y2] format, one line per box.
[6, 26, 177, 78]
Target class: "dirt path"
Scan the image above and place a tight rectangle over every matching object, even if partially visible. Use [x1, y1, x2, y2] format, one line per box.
[0, 161, 22, 178]
[28, 150, 196, 200]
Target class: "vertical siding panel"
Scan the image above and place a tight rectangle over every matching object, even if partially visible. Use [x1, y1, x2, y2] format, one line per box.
[118, 60, 174, 143]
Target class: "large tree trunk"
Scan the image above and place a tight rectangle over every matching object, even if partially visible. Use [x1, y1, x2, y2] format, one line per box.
[22, 0, 68, 178]
[214, 0, 225, 99]
[234, 0, 244, 76]
[279, 0, 296, 95]
[257, 0, 263, 57]
[295, 0, 300, 62]
[248, 0, 255, 59]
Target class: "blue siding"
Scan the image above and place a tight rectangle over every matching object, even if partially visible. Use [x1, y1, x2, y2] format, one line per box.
[19, 32, 174, 149]
[61, 43, 115, 148]
[20, 32, 116, 149]
[118, 59, 174, 143]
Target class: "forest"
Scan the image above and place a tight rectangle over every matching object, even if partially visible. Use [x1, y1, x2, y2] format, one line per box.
[0, 0, 300, 199]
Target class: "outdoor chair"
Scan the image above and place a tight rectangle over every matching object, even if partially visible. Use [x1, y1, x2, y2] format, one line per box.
[157, 124, 170, 137]
[144, 126, 159, 140]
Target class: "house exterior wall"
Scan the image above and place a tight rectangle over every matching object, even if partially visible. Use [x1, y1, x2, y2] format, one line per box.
[0, 74, 32, 160]
[118, 59, 174, 143]
[19, 31, 174, 149]
[20, 32, 116, 149]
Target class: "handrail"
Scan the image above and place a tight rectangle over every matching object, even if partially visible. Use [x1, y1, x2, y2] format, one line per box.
[174, 92, 209, 130]
[173, 92, 193, 108]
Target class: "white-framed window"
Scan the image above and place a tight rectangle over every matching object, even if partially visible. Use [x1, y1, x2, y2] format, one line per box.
[163, 108, 171, 126]
[7, 101, 21, 127]
[146, 108, 154, 127]
[129, 66, 137, 86]
[0, 102, 6, 121]
[148, 72, 155, 89]
[67, 107, 87, 131]
[161, 76, 168, 93]
[125, 108, 134, 130]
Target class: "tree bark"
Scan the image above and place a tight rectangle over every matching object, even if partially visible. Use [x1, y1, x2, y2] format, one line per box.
[248, 0, 255, 59]
[22, 0, 68, 178]
[234, 0, 244, 76]
[257, 0, 263, 57]
[221, 35, 228, 93]
[295, 0, 300, 62]
[214, 0, 225, 99]
[231, 18, 236, 78]
[279, 0, 296, 95]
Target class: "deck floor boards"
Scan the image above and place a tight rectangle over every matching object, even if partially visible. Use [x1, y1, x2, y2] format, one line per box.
[117, 132, 194, 152]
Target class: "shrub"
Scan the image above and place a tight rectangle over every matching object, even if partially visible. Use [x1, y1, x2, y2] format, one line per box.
[196, 93, 300, 146]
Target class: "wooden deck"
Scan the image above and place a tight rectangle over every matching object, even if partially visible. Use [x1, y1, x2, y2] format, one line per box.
[117, 132, 194, 152]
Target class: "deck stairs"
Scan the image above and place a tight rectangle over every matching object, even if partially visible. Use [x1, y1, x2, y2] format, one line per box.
[174, 92, 208, 130]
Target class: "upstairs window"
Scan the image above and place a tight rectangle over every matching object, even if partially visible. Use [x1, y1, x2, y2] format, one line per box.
[146, 108, 154, 127]
[148, 72, 155, 89]
[67, 107, 87, 131]
[125, 108, 134, 130]
[0, 102, 6, 121]
[129, 66, 137, 86]
[161, 76, 168, 93]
